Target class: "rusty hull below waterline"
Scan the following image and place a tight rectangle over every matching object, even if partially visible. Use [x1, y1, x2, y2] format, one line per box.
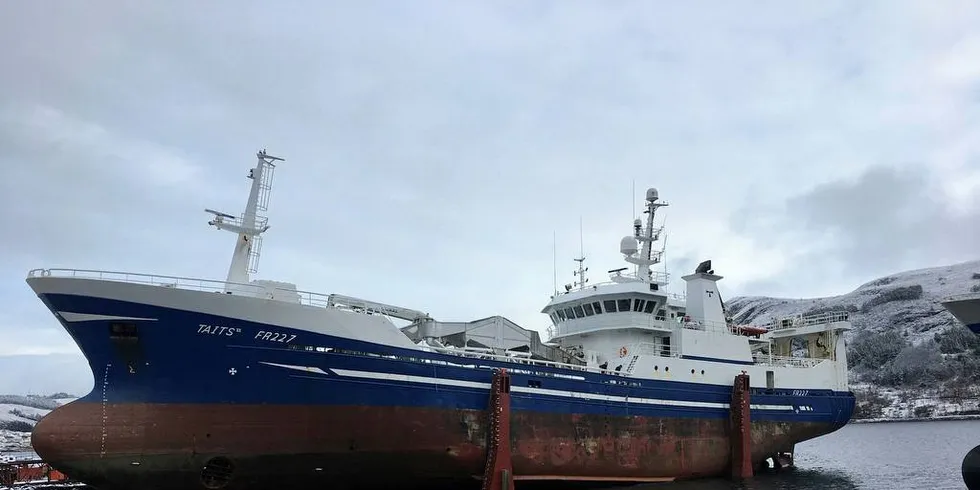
[32, 401, 842, 490]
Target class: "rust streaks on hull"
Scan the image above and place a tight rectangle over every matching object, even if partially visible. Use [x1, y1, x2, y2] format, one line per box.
[32, 402, 846, 490]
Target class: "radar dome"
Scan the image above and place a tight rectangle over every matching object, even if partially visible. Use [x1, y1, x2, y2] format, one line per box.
[633, 218, 642, 226]
[646, 187, 659, 202]
[620, 236, 638, 256]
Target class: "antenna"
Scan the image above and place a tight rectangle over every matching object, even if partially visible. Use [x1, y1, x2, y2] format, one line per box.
[552, 230, 558, 296]
[573, 216, 589, 290]
[632, 179, 636, 219]
[623, 187, 669, 284]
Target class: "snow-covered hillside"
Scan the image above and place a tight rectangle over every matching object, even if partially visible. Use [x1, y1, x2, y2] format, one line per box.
[728, 259, 980, 344]
[0, 395, 76, 452]
[728, 259, 980, 420]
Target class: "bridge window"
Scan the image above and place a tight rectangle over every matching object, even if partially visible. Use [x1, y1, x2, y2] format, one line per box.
[645, 302, 657, 314]
[573, 305, 585, 318]
[617, 299, 630, 311]
[603, 300, 616, 312]
[557, 310, 566, 321]
[583, 303, 596, 316]
[633, 299, 645, 312]
[563, 307, 574, 319]
[592, 301, 603, 313]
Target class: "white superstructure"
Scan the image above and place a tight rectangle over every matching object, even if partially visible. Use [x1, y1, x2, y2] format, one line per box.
[28, 152, 853, 394]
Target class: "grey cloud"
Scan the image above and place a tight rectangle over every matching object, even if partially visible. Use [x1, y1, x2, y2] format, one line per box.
[733, 164, 980, 297]
[2, 0, 980, 389]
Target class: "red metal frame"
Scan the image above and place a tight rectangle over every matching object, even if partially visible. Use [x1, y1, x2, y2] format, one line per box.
[730, 372, 753, 479]
[481, 368, 515, 490]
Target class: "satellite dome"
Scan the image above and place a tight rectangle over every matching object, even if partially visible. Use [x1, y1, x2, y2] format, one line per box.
[646, 188, 659, 202]
[633, 218, 642, 226]
[620, 236, 638, 256]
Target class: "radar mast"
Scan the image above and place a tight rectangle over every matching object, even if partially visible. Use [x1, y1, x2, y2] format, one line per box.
[620, 188, 669, 284]
[205, 149, 285, 293]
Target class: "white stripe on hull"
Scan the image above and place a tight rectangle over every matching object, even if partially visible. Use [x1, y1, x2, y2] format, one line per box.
[258, 362, 329, 375]
[328, 367, 796, 412]
[58, 312, 158, 323]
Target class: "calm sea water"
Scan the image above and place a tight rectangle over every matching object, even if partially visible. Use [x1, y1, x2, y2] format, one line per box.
[620, 420, 978, 490]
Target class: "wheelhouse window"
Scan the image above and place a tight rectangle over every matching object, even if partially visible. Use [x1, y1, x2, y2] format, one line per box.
[603, 300, 617, 312]
[583, 303, 595, 316]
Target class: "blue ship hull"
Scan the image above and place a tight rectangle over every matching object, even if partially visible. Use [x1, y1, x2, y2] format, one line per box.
[30, 285, 855, 489]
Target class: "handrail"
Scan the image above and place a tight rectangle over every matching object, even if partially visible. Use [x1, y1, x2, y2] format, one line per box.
[752, 353, 825, 368]
[423, 346, 633, 376]
[27, 268, 267, 295]
[27, 268, 340, 310]
[766, 311, 851, 331]
[942, 292, 980, 303]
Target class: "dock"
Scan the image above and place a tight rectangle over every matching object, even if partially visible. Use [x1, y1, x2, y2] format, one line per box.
[0, 459, 83, 489]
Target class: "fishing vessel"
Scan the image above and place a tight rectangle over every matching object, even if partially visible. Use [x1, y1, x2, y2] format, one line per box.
[27, 150, 855, 490]
[942, 293, 980, 335]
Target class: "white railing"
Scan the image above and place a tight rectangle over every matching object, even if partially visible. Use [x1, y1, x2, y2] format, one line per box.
[423, 346, 633, 376]
[943, 292, 980, 303]
[27, 268, 341, 311]
[663, 316, 733, 336]
[766, 311, 851, 331]
[752, 353, 825, 368]
[290, 289, 334, 308]
[27, 268, 267, 296]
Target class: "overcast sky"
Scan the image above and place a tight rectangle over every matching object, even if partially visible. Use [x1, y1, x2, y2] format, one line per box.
[2, 1, 980, 394]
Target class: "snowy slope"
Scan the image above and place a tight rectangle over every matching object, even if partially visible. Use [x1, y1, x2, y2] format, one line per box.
[727, 259, 980, 420]
[728, 259, 980, 345]
[0, 404, 49, 425]
[0, 395, 76, 452]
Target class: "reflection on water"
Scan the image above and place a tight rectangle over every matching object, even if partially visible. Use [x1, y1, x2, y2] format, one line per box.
[615, 420, 977, 490]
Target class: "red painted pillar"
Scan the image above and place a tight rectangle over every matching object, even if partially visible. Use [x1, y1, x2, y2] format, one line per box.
[482, 368, 515, 490]
[731, 372, 753, 479]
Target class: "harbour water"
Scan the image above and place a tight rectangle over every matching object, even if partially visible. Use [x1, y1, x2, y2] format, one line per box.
[630, 419, 977, 490]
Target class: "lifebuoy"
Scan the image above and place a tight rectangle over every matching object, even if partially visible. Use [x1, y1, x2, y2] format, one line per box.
[618, 346, 628, 358]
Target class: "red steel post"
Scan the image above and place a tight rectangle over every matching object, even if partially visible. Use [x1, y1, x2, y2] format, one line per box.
[481, 368, 515, 490]
[731, 372, 753, 479]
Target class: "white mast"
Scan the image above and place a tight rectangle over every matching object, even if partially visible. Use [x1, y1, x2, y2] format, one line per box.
[205, 149, 285, 293]
[622, 188, 668, 284]
[573, 216, 589, 290]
